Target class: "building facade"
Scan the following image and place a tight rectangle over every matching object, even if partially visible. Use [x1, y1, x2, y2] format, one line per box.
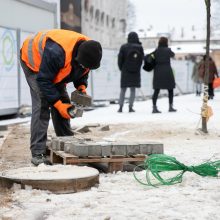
[81, 0, 127, 49]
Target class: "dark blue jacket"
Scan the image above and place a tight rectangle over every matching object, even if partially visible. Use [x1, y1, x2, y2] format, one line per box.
[36, 39, 89, 104]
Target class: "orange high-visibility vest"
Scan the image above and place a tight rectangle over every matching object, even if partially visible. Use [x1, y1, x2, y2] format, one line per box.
[21, 29, 89, 83]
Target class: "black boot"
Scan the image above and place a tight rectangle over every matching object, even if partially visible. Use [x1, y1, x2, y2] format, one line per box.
[169, 104, 177, 112]
[129, 106, 135, 113]
[152, 105, 161, 113]
[31, 154, 52, 166]
[118, 105, 123, 113]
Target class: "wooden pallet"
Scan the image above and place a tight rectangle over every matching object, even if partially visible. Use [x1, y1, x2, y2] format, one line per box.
[49, 148, 146, 173]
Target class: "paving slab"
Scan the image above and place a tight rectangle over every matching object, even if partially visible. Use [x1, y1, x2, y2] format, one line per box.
[63, 141, 72, 153]
[100, 142, 112, 157]
[126, 143, 140, 156]
[87, 142, 102, 156]
[139, 142, 163, 155]
[100, 125, 110, 131]
[58, 137, 75, 151]
[111, 143, 127, 156]
[51, 138, 59, 151]
[76, 126, 91, 133]
[69, 142, 89, 157]
[52, 137, 164, 158]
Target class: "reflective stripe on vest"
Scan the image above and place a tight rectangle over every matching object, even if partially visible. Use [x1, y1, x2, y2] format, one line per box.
[21, 29, 89, 84]
[27, 32, 46, 69]
[21, 31, 47, 72]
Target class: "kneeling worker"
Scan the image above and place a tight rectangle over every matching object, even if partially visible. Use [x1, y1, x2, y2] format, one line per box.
[20, 29, 102, 166]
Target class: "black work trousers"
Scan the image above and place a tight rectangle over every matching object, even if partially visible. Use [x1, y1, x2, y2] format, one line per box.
[208, 82, 214, 98]
[152, 89, 174, 106]
[20, 60, 73, 156]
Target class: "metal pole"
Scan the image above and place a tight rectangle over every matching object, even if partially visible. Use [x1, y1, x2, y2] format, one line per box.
[90, 70, 94, 103]
[17, 28, 21, 108]
[186, 61, 189, 92]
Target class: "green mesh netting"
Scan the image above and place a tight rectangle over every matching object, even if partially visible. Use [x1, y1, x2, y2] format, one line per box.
[133, 154, 220, 187]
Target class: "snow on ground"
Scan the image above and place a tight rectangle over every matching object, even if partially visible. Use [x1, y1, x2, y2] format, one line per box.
[72, 92, 220, 128]
[0, 118, 30, 126]
[1, 93, 220, 220]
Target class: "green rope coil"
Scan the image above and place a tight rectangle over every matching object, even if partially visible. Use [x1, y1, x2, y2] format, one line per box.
[133, 154, 220, 187]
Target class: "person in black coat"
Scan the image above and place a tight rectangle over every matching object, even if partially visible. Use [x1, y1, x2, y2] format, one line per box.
[152, 37, 177, 113]
[117, 32, 144, 112]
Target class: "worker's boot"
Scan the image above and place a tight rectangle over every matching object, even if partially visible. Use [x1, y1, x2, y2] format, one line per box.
[31, 154, 52, 166]
[169, 104, 177, 112]
[118, 105, 123, 113]
[152, 105, 161, 113]
[129, 105, 135, 113]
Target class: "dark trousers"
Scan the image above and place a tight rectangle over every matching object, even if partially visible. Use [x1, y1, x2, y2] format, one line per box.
[119, 87, 136, 107]
[152, 89, 174, 105]
[20, 60, 73, 156]
[195, 83, 202, 95]
[208, 83, 214, 98]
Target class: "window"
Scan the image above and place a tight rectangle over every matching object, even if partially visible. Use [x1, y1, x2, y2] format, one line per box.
[84, 0, 89, 12]
[101, 12, 105, 26]
[106, 15, 109, 27]
[89, 6, 94, 19]
[95, 9, 100, 24]
[112, 18, 115, 28]
[119, 19, 126, 33]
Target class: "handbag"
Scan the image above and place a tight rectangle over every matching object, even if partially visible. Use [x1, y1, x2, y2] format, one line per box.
[213, 77, 220, 88]
[143, 52, 156, 72]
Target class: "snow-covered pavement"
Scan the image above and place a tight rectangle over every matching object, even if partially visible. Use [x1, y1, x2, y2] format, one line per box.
[0, 92, 220, 220]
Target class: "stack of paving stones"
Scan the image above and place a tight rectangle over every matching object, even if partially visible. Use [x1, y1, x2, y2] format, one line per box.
[49, 137, 164, 157]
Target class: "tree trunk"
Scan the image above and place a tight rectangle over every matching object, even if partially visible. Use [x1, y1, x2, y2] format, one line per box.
[201, 0, 211, 133]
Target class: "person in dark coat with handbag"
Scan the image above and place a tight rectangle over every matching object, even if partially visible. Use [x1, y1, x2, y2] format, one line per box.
[198, 55, 219, 99]
[152, 37, 176, 113]
[117, 32, 144, 113]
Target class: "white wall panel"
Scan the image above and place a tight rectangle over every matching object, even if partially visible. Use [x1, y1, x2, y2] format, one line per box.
[0, 27, 18, 110]
[0, 0, 57, 32]
[89, 49, 194, 101]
